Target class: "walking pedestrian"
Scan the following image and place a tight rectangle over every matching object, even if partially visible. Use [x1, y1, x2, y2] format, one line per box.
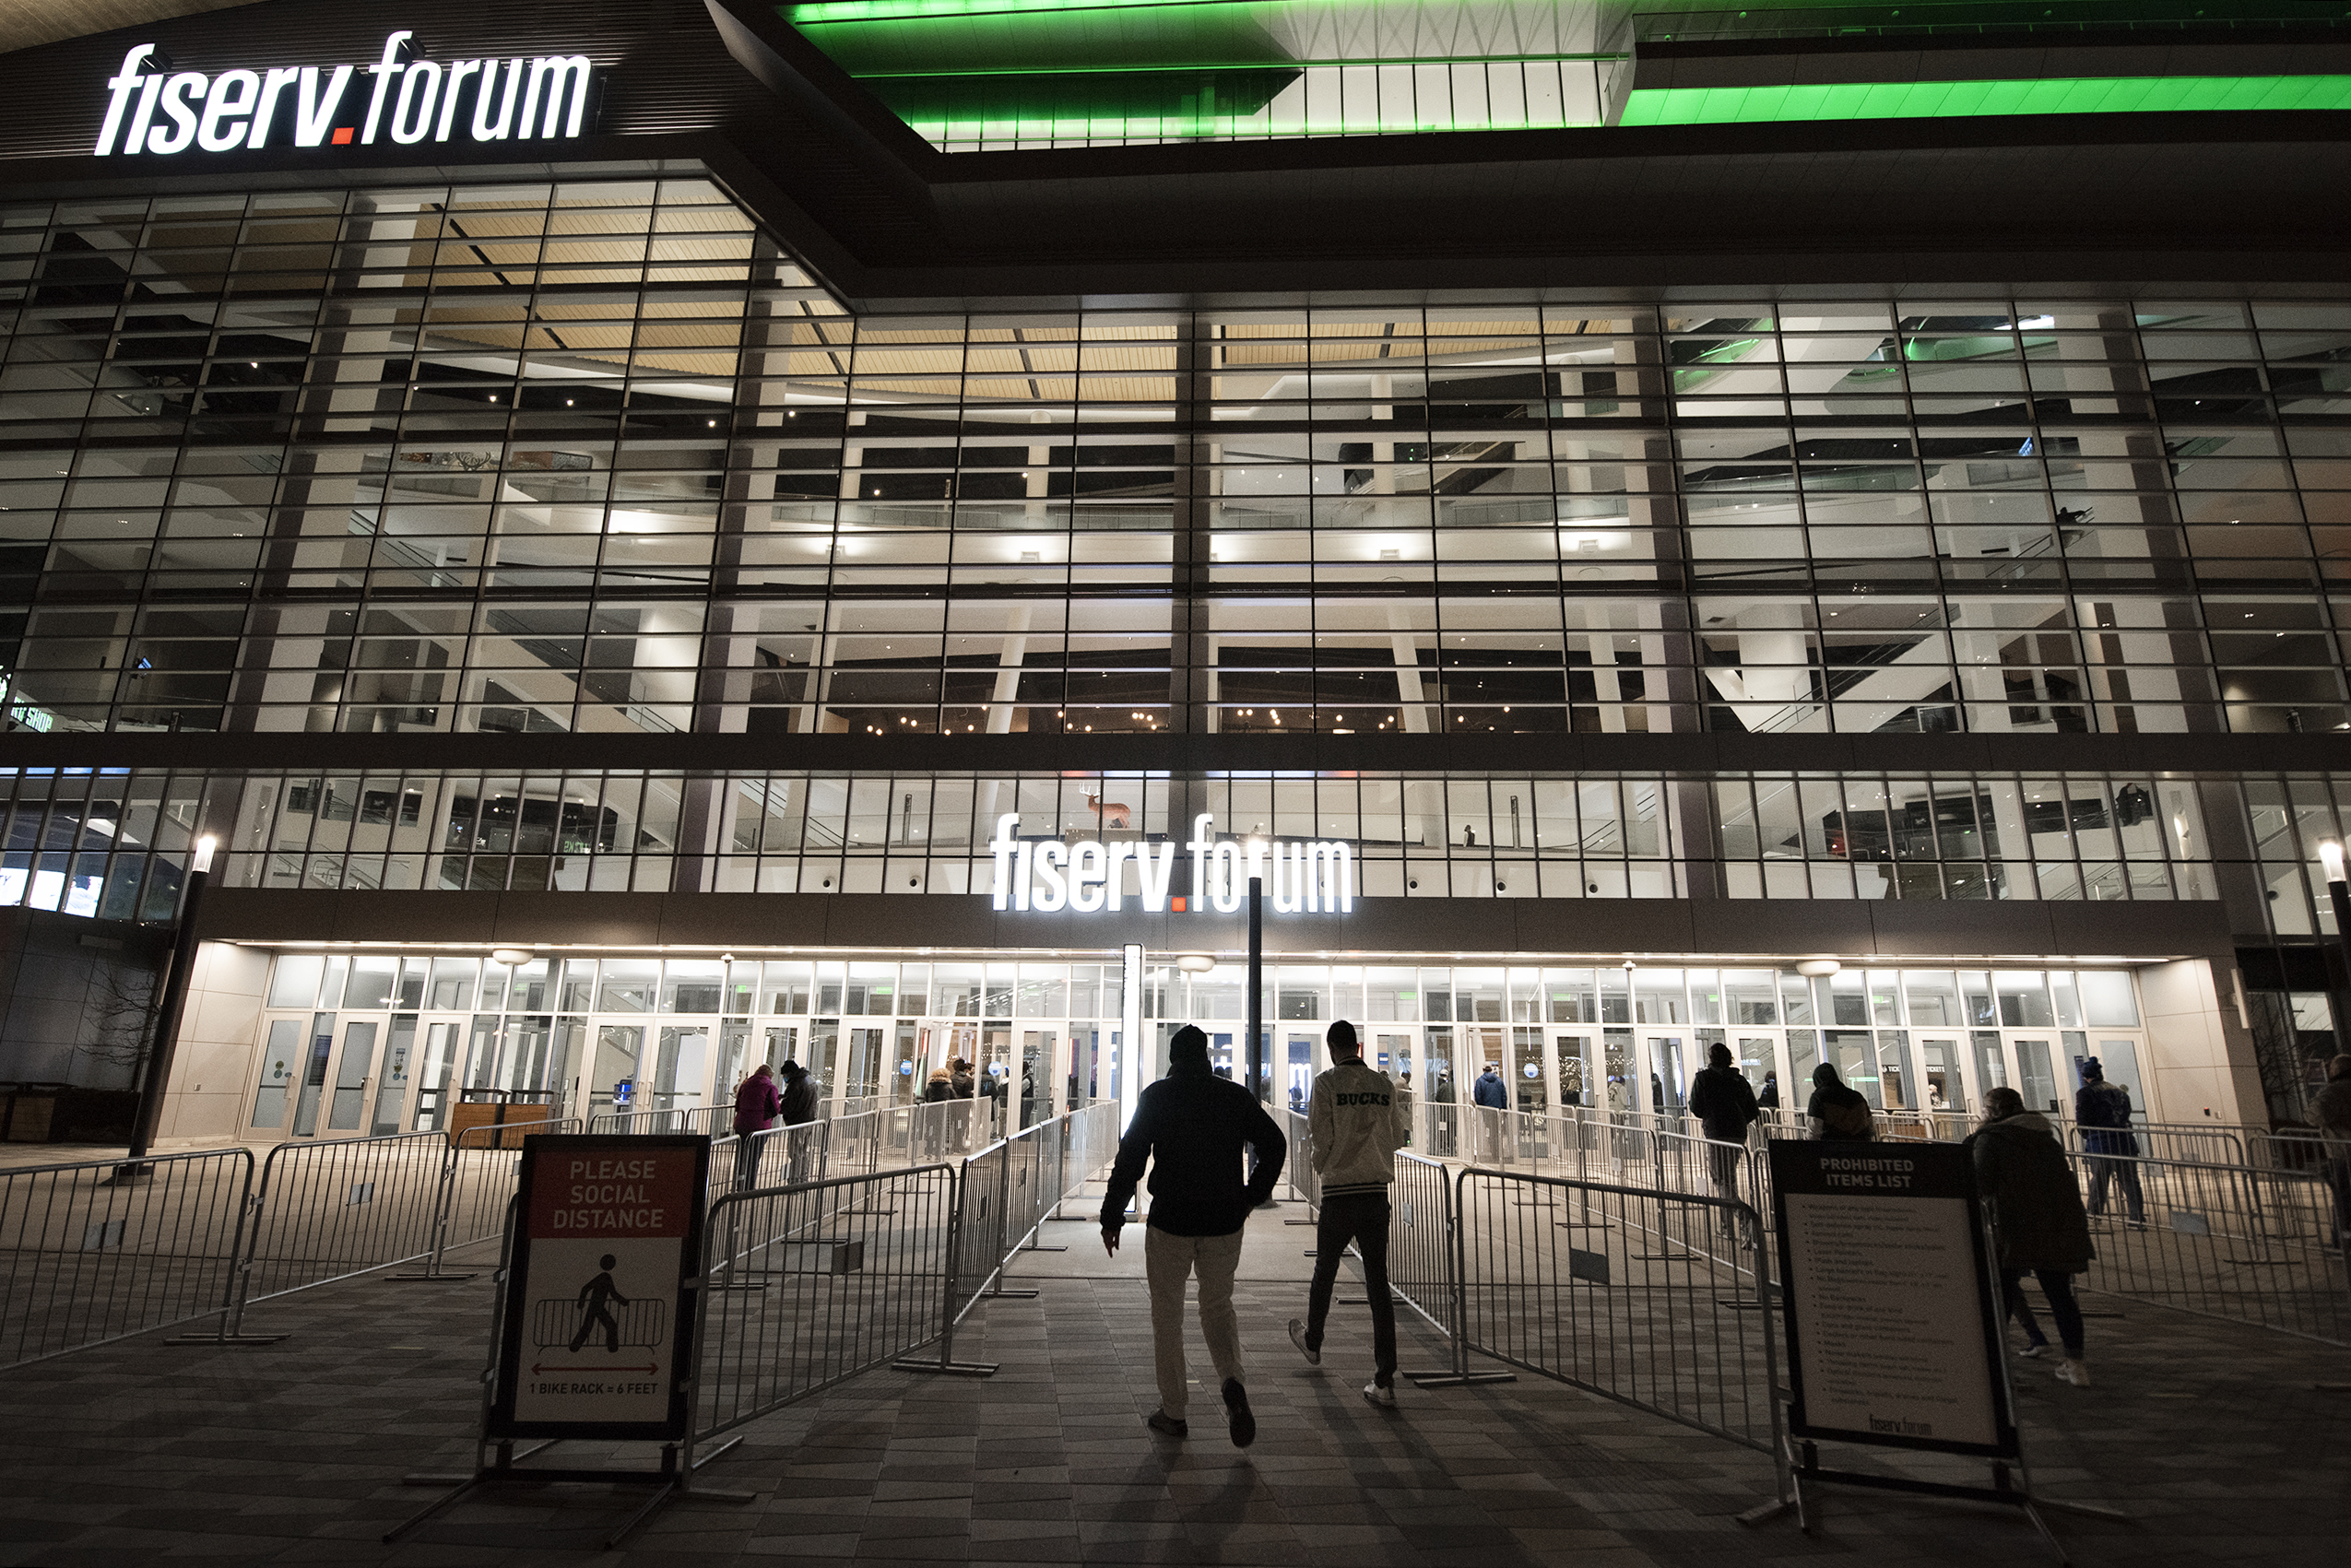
[1807, 1062, 1874, 1141]
[2315, 1053, 2351, 1248]
[1687, 1042, 1760, 1242]
[731, 1062, 782, 1189]
[777, 1058, 819, 1183]
[1757, 1069, 1781, 1111]
[1471, 1061, 1507, 1159]
[1969, 1086, 2096, 1386]
[2073, 1058, 2145, 1227]
[1101, 1024, 1286, 1445]
[1287, 1020, 1412, 1407]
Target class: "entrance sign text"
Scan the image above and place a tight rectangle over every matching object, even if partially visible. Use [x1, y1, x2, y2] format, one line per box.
[95, 31, 597, 156]
[988, 813, 1353, 915]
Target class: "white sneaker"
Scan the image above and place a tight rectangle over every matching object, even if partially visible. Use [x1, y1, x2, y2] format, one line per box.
[2056, 1359, 2091, 1387]
[1363, 1380, 1397, 1409]
[1288, 1318, 1320, 1366]
[2017, 1341, 2050, 1359]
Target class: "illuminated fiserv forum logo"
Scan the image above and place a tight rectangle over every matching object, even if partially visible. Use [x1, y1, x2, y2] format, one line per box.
[988, 815, 1354, 915]
[93, 30, 596, 155]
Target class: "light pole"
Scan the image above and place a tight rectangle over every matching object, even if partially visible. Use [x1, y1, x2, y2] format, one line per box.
[2320, 841, 2351, 1055]
[119, 835, 216, 1177]
[1246, 875, 1264, 1105]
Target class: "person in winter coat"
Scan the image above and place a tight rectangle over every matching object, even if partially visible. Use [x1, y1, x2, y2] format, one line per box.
[1471, 1063, 1509, 1160]
[1101, 1025, 1285, 1446]
[924, 1067, 953, 1104]
[774, 1059, 820, 1184]
[1970, 1086, 2097, 1387]
[951, 1058, 976, 1100]
[1807, 1062, 1874, 1141]
[2074, 1058, 2145, 1225]
[731, 1063, 783, 1189]
[1288, 1020, 1412, 1407]
[1757, 1070, 1781, 1111]
[2314, 1053, 2351, 1246]
[1686, 1043, 1761, 1240]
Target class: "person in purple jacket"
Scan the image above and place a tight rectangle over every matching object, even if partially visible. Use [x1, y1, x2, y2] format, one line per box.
[732, 1063, 783, 1189]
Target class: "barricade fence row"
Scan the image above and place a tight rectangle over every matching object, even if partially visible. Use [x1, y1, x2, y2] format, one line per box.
[1453, 1167, 1782, 1456]
[231, 1128, 457, 1323]
[688, 1163, 961, 1450]
[0, 1148, 256, 1369]
[687, 1100, 1122, 1436]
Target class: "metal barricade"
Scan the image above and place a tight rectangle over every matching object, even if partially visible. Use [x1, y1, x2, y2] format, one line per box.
[2074, 1150, 2350, 1345]
[1286, 1108, 1319, 1207]
[718, 1120, 829, 1195]
[585, 1105, 731, 1137]
[1453, 1165, 1784, 1455]
[0, 1147, 255, 1370]
[1386, 1151, 1455, 1338]
[228, 1129, 457, 1323]
[397, 1117, 586, 1281]
[687, 1163, 961, 1453]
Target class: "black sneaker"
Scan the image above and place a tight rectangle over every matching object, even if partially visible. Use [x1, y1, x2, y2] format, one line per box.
[1222, 1377, 1256, 1448]
[1146, 1409, 1187, 1437]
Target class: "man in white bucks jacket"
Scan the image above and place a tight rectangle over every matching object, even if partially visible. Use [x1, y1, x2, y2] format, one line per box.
[1288, 1020, 1412, 1406]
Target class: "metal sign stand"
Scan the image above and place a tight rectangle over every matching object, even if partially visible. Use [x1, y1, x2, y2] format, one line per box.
[1744, 1140, 2129, 1563]
[386, 1134, 755, 1550]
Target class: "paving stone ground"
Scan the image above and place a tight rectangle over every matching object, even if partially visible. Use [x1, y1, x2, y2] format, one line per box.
[0, 1200, 2344, 1568]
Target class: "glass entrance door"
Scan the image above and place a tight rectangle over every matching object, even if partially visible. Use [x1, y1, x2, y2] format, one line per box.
[368, 1016, 416, 1136]
[1554, 1032, 1590, 1109]
[1644, 1033, 1690, 1119]
[321, 1018, 378, 1135]
[2014, 1037, 2061, 1114]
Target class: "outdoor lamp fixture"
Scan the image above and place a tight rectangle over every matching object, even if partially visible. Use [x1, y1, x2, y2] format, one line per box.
[2321, 840, 2345, 885]
[1794, 960, 1841, 977]
[1176, 953, 1217, 973]
[191, 835, 216, 874]
[490, 947, 533, 966]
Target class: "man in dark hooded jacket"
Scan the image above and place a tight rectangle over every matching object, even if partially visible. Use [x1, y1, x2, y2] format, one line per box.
[1970, 1086, 2096, 1387]
[1102, 1025, 1285, 1447]
[2073, 1058, 2144, 1226]
[1686, 1043, 1761, 1239]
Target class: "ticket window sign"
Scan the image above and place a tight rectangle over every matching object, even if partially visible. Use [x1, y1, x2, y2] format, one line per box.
[488, 1134, 708, 1442]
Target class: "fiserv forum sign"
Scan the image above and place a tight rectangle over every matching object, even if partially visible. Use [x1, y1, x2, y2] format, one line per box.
[988, 814, 1354, 915]
[94, 29, 596, 155]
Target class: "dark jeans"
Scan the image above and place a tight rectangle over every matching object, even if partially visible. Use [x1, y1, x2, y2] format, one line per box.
[2327, 1155, 2351, 1244]
[2001, 1267, 2085, 1358]
[734, 1126, 766, 1190]
[1305, 1190, 1398, 1383]
[2085, 1157, 2144, 1222]
[1707, 1139, 1754, 1238]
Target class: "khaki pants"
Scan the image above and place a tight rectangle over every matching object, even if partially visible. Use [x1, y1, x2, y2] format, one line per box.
[1144, 1225, 1245, 1420]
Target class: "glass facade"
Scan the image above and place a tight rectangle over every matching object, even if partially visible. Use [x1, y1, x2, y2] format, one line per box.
[4, 174, 2351, 939]
[251, 946, 2149, 1135]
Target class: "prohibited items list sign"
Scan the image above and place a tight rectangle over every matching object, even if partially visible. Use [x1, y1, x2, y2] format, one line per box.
[489, 1134, 709, 1442]
[1767, 1139, 2017, 1460]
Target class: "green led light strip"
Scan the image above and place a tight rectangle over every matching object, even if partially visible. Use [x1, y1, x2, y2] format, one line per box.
[849, 51, 1625, 77]
[1619, 73, 2351, 124]
[790, 0, 1228, 22]
[907, 112, 1604, 137]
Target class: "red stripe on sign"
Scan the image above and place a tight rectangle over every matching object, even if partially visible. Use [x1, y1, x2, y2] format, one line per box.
[526, 1147, 699, 1239]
